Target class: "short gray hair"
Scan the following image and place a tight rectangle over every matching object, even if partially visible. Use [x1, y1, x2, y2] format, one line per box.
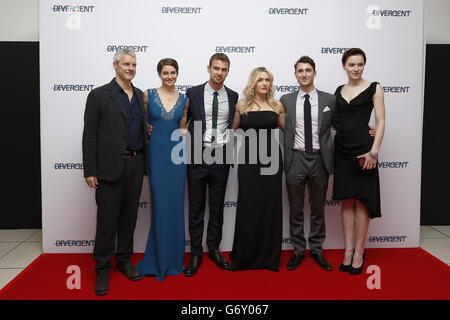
[113, 48, 136, 64]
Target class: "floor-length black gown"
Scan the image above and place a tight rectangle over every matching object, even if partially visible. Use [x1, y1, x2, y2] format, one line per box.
[230, 111, 283, 271]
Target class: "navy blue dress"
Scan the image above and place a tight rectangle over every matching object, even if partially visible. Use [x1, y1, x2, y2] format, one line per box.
[137, 88, 188, 281]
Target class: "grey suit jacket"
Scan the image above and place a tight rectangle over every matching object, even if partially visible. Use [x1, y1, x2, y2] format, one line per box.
[280, 89, 336, 174]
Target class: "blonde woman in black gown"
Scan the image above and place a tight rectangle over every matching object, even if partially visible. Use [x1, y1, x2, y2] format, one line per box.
[333, 48, 385, 275]
[230, 67, 285, 271]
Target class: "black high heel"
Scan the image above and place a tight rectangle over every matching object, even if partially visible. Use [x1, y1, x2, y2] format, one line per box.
[349, 252, 366, 275]
[339, 249, 354, 272]
[339, 262, 351, 272]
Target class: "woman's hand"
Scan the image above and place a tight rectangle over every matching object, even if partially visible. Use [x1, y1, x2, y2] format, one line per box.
[147, 123, 153, 136]
[357, 152, 377, 170]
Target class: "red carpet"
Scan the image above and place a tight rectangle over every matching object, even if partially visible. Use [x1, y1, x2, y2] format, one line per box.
[1, 248, 449, 300]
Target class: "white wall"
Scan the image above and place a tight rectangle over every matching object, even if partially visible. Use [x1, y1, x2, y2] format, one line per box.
[0, 0, 38, 41]
[425, 0, 450, 43]
[0, 0, 449, 43]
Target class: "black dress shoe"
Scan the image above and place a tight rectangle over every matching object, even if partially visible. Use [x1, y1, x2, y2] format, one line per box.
[117, 262, 141, 281]
[349, 253, 366, 275]
[184, 255, 202, 277]
[94, 272, 109, 296]
[287, 252, 305, 270]
[310, 252, 333, 271]
[208, 249, 230, 270]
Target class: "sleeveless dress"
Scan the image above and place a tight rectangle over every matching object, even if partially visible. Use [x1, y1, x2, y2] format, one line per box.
[137, 88, 188, 281]
[333, 82, 381, 219]
[230, 111, 283, 271]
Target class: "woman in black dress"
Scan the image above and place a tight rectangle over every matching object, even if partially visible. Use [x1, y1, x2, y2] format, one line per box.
[333, 48, 385, 275]
[229, 67, 285, 271]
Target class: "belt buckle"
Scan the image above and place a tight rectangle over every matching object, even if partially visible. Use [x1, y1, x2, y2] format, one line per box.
[124, 150, 135, 159]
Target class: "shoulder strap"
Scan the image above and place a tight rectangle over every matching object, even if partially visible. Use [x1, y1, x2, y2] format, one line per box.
[369, 82, 379, 97]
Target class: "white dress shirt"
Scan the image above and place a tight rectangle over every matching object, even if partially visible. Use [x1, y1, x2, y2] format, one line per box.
[203, 82, 229, 147]
[294, 88, 320, 151]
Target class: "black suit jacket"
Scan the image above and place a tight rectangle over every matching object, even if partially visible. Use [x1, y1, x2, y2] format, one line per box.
[185, 82, 238, 163]
[82, 78, 148, 181]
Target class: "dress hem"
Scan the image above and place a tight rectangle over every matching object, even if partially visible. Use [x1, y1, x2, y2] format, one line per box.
[332, 194, 381, 219]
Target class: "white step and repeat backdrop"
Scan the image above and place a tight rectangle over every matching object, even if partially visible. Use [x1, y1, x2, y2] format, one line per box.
[40, 0, 424, 253]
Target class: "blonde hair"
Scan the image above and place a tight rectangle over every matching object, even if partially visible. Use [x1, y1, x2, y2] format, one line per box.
[241, 67, 279, 115]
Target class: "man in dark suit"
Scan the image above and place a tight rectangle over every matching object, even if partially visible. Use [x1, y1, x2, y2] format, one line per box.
[280, 56, 335, 271]
[82, 49, 148, 295]
[184, 53, 238, 277]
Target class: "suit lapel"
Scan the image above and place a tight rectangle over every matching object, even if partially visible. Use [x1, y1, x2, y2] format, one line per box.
[199, 83, 206, 125]
[317, 90, 324, 133]
[290, 91, 297, 132]
[225, 86, 235, 128]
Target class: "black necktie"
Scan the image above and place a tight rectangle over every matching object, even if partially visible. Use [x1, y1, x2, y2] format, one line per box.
[304, 93, 313, 152]
[212, 91, 218, 143]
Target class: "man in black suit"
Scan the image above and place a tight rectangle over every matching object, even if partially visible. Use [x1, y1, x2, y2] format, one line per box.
[184, 53, 238, 277]
[82, 48, 148, 295]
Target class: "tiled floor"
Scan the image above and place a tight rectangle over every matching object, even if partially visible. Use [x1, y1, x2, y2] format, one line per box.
[0, 229, 42, 291]
[0, 227, 449, 291]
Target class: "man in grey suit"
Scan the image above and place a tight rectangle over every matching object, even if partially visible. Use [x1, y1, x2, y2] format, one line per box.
[280, 56, 335, 271]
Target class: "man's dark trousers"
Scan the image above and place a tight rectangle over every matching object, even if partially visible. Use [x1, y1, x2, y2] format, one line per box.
[93, 153, 145, 273]
[187, 146, 229, 256]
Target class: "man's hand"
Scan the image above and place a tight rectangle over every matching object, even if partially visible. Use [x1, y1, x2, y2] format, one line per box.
[85, 176, 98, 189]
[369, 126, 375, 137]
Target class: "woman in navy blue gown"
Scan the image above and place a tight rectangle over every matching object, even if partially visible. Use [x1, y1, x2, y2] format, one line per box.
[137, 58, 189, 281]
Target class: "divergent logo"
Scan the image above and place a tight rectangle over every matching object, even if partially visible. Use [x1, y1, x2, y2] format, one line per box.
[224, 201, 237, 208]
[383, 86, 410, 93]
[321, 47, 351, 54]
[268, 8, 309, 15]
[106, 45, 149, 53]
[369, 235, 407, 242]
[53, 163, 83, 170]
[52, 5, 94, 13]
[371, 10, 412, 17]
[215, 46, 256, 54]
[174, 85, 194, 92]
[161, 7, 202, 14]
[55, 240, 95, 247]
[275, 85, 300, 93]
[53, 84, 94, 92]
[378, 162, 408, 169]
